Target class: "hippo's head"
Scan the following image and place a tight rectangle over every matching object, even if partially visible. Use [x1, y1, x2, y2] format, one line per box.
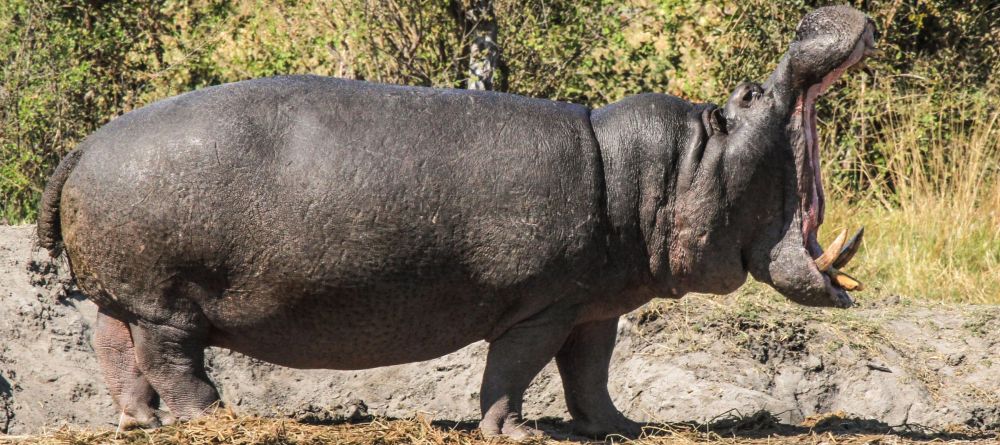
[703, 6, 877, 307]
[599, 6, 876, 308]
[740, 6, 876, 307]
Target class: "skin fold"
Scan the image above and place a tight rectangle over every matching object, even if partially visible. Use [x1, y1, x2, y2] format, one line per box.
[36, 6, 876, 439]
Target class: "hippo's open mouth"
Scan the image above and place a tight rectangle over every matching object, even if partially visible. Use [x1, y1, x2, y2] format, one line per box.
[795, 27, 876, 306]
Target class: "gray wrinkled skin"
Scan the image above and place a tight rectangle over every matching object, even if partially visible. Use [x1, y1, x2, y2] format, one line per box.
[36, 6, 875, 439]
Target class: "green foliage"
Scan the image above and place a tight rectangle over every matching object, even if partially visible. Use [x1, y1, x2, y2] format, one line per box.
[0, 0, 231, 222]
[1, 0, 997, 301]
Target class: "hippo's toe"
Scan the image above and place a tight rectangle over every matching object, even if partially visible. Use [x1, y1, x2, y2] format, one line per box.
[572, 414, 644, 439]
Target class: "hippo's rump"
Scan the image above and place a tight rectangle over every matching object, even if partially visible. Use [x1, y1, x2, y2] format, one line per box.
[60, 75, 607, 367]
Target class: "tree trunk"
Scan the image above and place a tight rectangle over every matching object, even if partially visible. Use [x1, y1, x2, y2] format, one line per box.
[454, 0, 500, 91]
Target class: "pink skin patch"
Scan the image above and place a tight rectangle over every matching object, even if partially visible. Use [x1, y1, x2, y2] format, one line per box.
[793, 33, 871, 261]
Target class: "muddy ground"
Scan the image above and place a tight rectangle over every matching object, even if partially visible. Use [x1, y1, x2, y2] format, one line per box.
[1, 224, 998, 439]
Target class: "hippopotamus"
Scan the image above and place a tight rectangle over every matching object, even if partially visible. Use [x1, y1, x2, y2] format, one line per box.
[36, 5, 876, 438]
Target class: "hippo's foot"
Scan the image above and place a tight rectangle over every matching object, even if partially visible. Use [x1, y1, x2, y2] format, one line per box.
[571, 414, 643, 439]
[478, 304, 579, 439]
[479, 414, 545, 440]
[158, 410, 178, 426]
[117, 411, 158, 431]
[117, 409, 176, 430]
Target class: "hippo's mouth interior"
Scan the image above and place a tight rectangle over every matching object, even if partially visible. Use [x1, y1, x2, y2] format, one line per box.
[794, 31, 873, 303]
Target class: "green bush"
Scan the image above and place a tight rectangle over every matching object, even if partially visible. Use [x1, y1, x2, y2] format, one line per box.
[0, 0, 230, 222]
[2, 0, 996, 218]
[2, 0, 997, 302]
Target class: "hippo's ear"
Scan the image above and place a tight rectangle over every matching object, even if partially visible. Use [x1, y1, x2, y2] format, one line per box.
[709, 108, 727, 135]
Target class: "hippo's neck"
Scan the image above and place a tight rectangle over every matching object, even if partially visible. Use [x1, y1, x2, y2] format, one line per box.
[592, 94, 713, 298]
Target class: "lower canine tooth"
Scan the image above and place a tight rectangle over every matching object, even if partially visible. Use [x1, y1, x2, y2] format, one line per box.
[833, 227, 864, 269]
[814, 228, 848, 272]
[830, 268, 864, 291]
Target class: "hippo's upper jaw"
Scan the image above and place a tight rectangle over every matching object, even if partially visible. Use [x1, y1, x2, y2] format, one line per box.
[751, 6, 878, 308]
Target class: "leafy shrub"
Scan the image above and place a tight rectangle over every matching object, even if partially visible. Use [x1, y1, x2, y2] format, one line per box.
[1, 0, 996, 301]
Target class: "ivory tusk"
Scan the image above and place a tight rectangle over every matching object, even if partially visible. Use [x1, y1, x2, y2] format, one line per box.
[832, 227, 864, 269]
[814, 228, 848, 272]
[830, 268, 864, 291]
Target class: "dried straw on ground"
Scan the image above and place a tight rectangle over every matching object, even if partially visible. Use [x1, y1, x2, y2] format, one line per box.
[1, 411, 995, 445]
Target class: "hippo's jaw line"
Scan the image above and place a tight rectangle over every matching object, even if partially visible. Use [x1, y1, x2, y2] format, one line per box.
[791, 28, 874, 306]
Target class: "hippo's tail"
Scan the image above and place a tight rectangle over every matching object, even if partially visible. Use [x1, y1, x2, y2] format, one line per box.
[37, 148, 84, 258]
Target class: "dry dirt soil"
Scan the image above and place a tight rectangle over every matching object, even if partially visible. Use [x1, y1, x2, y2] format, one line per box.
[1, 224, 998, 443]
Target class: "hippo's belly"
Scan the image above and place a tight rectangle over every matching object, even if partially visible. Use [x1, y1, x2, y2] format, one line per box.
[202, 270, 505, 369]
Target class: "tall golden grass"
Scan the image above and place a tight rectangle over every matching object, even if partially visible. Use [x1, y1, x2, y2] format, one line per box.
[821, 75, 1000, 304]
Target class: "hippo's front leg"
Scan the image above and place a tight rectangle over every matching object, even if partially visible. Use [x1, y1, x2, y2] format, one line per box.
[556, 317, 642, 438]
[478, 305, 577, 439]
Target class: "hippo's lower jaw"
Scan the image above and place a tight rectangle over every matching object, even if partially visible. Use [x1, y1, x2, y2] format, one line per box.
[796, 25, 877, 307]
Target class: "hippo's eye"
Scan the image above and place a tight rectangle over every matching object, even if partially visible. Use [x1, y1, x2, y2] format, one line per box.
[739, 86, 762, 108]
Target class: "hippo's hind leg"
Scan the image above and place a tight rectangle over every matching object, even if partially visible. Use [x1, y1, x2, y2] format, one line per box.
[555, 317, 641, 438]
[94, 309, 163, 428]
[130, 312, 221, 421]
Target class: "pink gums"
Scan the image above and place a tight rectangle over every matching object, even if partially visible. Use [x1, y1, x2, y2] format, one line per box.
[796, 40, 868, 254]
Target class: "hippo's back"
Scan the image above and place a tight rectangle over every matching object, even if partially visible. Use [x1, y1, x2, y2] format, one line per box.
[60, 75, 609, 368]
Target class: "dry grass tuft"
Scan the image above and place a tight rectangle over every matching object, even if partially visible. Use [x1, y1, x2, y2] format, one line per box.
[1, 412, 995, 445]
[1, 412, 491, 445]
[821, 76, 1000, 304]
